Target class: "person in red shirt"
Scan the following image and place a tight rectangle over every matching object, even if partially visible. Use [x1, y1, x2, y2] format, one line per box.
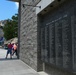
[5, 43, 13, 59]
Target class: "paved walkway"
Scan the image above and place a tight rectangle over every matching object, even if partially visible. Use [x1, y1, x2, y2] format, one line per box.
[0, 48, 48, 75]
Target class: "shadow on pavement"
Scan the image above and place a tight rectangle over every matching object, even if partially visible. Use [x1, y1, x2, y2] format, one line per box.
[0, 58, 18, 61]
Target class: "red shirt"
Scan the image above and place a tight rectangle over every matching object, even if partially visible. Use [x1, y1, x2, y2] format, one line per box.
[8, 44, 12, 49]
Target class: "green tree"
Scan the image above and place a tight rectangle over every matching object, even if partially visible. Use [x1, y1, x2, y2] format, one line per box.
[3, 14, 18, 40]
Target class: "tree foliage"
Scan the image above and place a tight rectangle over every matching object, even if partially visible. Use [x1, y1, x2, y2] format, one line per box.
[3, 14, 18, 40]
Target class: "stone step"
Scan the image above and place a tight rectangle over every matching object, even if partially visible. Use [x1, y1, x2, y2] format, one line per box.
[38, 71, 49, 75]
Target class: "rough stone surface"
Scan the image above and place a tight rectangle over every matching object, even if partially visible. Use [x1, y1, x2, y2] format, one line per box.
[19, 0, 41, 71]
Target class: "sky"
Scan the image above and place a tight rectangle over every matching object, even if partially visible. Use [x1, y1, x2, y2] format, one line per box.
[0, 0, 19, 20]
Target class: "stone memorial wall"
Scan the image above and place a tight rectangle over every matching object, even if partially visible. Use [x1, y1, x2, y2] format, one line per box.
[40, 0, 76, 72]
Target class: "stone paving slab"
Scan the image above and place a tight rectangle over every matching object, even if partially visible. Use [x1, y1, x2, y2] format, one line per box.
[0, 49, 39, 75]
[0, 59, 39, 75]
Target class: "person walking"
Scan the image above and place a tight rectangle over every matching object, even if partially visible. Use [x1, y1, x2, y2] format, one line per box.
[5, 43, 13, 59]
[12, 43, 17, 56]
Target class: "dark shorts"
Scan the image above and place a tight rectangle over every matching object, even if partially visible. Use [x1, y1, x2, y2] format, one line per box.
[7, 49, 12, 55]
